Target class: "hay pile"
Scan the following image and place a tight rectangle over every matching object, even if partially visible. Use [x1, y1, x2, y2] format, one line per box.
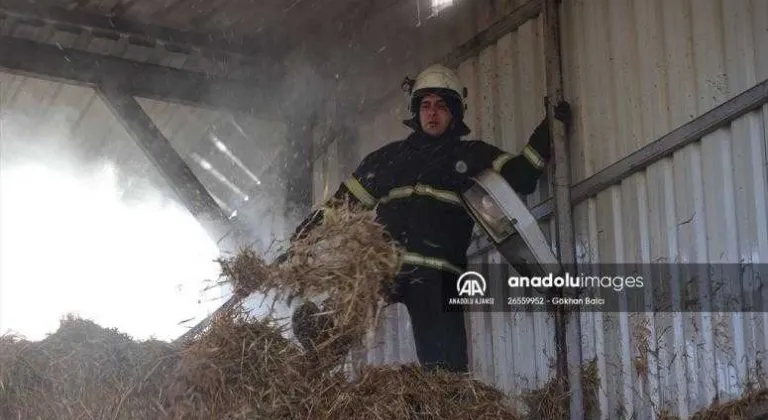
[322, 363, 519, 419]
[0, 201, 523, 419]
[0, 315, 177, 419]
[162, 307, 316, 419]
[218, 199, 404, 371]
[658, 389, 768, 420]
[518, 359, 599, 420]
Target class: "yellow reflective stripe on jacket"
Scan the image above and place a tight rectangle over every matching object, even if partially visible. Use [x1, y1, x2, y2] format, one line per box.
[522, 145, 545, 169]
[379, 184, 462, 206]
[380, 186, 414, 203]
[415, 184, 462, 205]
[401, 252, 462, 275]
[343, 177, 377, 207]
[492, 153, 514, 172]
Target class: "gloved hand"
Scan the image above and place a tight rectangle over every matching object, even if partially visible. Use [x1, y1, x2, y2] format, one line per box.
[544, 97, 572, 127]
[553, 100, 572, 126]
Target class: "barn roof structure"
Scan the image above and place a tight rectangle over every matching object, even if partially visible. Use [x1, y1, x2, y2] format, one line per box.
[0, 0, 509, 252]
[0, 0, 551, 345]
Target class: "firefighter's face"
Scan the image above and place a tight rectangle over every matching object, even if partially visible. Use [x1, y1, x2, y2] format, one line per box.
[419, 94, 452, 137]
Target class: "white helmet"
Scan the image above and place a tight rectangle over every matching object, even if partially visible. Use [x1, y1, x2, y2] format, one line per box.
[402, 64, 470, 135]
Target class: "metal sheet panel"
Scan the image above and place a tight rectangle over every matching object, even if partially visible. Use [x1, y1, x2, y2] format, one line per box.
[563, 0, 768, 184]
[570, 108, 768, 418]
[561, 2, 768, 416]
[456, 15, 557, 397]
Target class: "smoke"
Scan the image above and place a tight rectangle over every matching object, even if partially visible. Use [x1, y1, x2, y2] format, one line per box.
[0, 104, 224, 342]
[0, 0, 433, 339]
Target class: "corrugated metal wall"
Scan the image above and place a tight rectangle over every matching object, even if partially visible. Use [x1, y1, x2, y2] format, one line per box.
[563, 0, 768, 184]
[570, 107, 768, 419]
[451, 12, 562, 397]
[563, 1, 768, 418]
[311, 0, 768, 417]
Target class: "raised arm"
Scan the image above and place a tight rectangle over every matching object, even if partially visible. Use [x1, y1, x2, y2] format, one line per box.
[466, 100, 571, 195]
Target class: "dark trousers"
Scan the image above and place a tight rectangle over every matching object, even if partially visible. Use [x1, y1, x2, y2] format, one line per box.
[386, 265, 469, 373]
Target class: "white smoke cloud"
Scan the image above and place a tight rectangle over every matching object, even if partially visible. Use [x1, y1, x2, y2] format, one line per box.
[0, 109, 224, 342]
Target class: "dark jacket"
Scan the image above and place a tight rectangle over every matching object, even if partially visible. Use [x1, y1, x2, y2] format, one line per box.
[291, 118, 552, 276]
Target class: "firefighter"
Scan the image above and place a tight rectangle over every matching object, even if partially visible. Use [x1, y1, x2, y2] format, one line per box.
[289, 63, 571, 373]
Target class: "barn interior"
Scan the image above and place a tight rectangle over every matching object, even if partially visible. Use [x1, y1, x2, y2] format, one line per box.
[2, 0, 768, 418]
[0, 0, 533, 338]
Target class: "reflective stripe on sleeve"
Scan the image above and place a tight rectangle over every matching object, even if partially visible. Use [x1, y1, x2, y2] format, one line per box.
[401, 252, 463, 275]
[379, 184, 462, 207]
[380, 186, 414, 203]
[343, 177, 377, 207]
[492, 153, 514, 172]
[522, 145, 545, 169]
[414, 184, 462, 206]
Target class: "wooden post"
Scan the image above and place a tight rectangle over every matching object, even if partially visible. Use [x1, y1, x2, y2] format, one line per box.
[543, 0, 584, 419]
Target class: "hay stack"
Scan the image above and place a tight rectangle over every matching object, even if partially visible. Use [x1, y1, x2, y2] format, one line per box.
[164, 305, 317, 420]
[518, 359, 599, 420]
[0, 314, 177, 420]
[315, 364, 522, 420]
[0, 202, 528, 419]
[658, 389, 768, 420]
[161, 305, 525, 420]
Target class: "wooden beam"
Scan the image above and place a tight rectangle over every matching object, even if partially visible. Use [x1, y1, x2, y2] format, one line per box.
[570, 77, 768, 205]
[0, 36, 274, 118]
[471, 78, 768, 261]
[543, 0, 583, 417]
[470, 77, 768, 254]
[442, 0, 543, 68]
[96, 81, 243, 250]
[0, 2, 273, 59]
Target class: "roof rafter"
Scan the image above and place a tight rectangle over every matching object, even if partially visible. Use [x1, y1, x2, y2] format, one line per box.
[0, 1, 275, 59]
[0, 36, 275, 118]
